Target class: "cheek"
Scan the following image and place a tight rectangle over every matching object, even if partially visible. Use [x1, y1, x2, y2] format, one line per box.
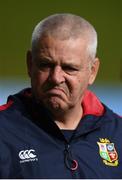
[66, 77, 81, 98]
[32, 71, 49, 88]
[70, 75, 89, 94]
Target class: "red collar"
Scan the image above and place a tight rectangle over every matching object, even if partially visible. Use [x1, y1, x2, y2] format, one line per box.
[0, 100, 13, 111]
[82, 90, 105, 116]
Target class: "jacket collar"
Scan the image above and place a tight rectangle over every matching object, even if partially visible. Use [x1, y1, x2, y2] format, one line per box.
[10, 88, 106, 141]
[82, 90, 105, 117]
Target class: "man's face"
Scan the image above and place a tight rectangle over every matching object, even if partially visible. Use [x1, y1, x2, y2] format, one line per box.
[27, 36, 99, 113]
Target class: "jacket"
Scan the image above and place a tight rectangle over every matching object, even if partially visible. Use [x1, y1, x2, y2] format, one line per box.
[0, 88, 122, 179]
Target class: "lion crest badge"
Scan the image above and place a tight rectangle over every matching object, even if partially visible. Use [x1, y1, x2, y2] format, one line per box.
[97, 138, 119, 166]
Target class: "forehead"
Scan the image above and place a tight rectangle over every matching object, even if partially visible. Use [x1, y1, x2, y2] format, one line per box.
[35, 36, 89, 64]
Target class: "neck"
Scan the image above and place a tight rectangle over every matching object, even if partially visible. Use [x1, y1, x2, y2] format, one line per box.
[52, 105, 83, 130]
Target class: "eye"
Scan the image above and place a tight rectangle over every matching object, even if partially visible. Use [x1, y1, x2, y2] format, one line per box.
[39, 62, 50, 68]
[62, 65, 79, 74]
[36, 61, 54, 71]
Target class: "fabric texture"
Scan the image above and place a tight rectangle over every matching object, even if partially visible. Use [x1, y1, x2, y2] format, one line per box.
[0, 88, 122, 178]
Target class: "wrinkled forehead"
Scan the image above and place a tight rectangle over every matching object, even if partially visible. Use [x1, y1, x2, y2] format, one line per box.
[34, 36, 89, 60]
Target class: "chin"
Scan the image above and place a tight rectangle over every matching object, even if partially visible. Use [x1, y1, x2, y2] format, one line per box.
[44, 97, 68, 112]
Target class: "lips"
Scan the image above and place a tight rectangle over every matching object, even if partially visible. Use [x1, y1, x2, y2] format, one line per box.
[46, 87, 66, 97]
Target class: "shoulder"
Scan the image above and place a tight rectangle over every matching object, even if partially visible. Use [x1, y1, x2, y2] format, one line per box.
[104, 104, 122, 121]
[0, 100, 13, 111]
[0, 100, 19, 133]
[0, 99, 15, 122]
[0, 95, 28, 135]
[98, 104, 122, 139]
[0, 88, 30, 118]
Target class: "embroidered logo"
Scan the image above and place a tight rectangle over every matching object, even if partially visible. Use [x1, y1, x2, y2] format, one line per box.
[19, 149, 38, 163]
[97, 138, 119, 166]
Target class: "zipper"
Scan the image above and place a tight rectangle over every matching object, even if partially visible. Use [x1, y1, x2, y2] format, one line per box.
[64, 143, 78, 171]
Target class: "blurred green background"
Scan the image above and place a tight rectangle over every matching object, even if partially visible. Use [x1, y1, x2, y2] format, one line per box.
[0, 0, 121, 83]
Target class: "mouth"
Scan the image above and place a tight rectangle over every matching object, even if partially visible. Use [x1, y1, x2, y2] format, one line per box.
[47, 87, 65, 94]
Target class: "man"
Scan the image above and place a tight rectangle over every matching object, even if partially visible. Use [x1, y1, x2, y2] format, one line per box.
[0, 13, 122, 178]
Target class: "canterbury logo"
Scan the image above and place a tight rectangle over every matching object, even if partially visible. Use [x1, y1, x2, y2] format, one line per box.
[19, 149, 38, 163]
[19, 149, 36, 159]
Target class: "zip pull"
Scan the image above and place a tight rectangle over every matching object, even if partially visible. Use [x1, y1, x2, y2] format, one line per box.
[64, 144, 78, 171]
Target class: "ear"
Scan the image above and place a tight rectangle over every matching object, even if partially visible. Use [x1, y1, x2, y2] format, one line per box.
[26, 50, 33, 77]
[88, 57, 100, 85]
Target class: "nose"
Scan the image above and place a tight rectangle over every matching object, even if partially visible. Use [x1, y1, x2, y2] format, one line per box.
[49, 65, 65, 85]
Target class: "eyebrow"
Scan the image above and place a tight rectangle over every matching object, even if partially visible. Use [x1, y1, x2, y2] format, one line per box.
[38, 57, 52, 62]
[37, 57, 81, 68]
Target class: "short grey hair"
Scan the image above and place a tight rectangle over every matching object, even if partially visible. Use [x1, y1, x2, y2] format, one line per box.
[31, 13, 98, 60]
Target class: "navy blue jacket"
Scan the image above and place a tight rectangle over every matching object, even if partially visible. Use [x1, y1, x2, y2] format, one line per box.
[0, 88, 122, 178]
